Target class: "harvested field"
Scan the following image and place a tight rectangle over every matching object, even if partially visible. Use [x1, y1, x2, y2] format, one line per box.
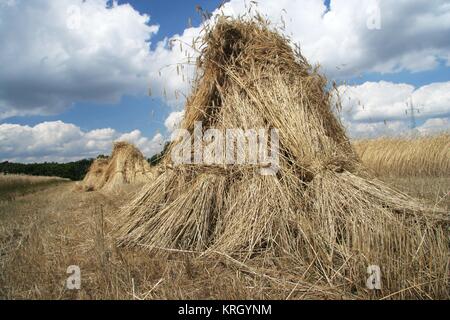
[0, 175, 448, 300]
[0, 14, 448, 302]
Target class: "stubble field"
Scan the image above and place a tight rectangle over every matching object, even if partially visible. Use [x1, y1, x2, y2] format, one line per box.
[0, 139, 449, 300]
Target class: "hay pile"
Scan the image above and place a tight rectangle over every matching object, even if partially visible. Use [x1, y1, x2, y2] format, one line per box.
[81, 142, 154, 192]
[115, 18, 448, 298]
[80, 157, 110, 191]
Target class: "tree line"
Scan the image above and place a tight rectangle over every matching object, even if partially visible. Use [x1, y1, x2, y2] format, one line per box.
[0, 159, 94, 181]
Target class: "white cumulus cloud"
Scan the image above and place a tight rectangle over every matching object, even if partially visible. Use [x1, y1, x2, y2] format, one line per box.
[417, 117, 450, 135]
[154, 0, 450, 91]
[339, 81, 450, 138]
[164, 110, 185, 133]
[0, 121, 165, 162]
[2, 0, 450, 119]
[0, 0, 159, 119]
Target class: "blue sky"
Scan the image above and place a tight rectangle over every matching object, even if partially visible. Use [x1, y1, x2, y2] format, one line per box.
[120, 0, 224, 46]
[0, 0, 449, 162]
[3, 0, 225, 138]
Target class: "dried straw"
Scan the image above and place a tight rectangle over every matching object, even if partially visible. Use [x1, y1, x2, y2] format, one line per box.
[115, 17, 449, 298]
[81, 142, 155, 192]
[354, 134, 450, 177]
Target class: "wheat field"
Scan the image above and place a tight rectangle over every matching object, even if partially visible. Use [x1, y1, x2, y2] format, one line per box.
[354, 134, 450, 177]
[0, 174, 69, 201]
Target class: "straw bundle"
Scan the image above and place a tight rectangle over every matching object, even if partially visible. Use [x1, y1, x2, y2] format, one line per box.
[81, 142, 154, 192]
[115, 18, 448, 298]
[80, 158, 110, 191]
